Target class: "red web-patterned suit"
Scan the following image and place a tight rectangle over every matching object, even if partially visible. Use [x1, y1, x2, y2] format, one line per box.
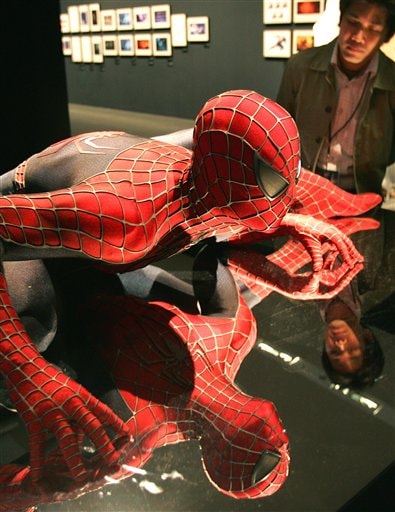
[0, 90, 300, 265]
[0, 90, 381, 506]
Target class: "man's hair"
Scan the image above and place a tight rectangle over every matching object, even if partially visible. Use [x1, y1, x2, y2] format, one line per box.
[340, 0, 395, 42]
[321, 327, 384, 389]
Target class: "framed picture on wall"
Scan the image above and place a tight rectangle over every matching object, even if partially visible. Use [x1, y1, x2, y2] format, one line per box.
[263, 0, 292, 24]
[187, 16, 209, 42]
[292, 29, 315, 53]
[381, 33, 395, 61]
[81, 35, 93, 62]
[79, 4, 90, 32]
[293, 0, 324, 23]
[89, 3, 101, 32]
[101, 9, 117, 31]
[134, 6, 151, 30]
[118, 34, 135, 56]
[102, 34, 118, 56]
[71, 35, 82, 62]
[116, 8, 133, 30]
[135, 33, 153, 56]
[62, 36, 72, 56]
[68, 6, 80, 33]
[151, 4, 171, 29]
[263, 29, 291, 58]
[60, 13, 70, 33]
[171, 13, 187, 47]
[91, 35, 104, 63]
[152, 33, 172, 56]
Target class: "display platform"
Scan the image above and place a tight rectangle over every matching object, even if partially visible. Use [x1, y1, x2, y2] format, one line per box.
[1, 244, 393, 511]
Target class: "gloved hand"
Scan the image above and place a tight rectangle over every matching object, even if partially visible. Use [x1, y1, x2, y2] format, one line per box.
[0, 271, 129, 484]
[226, 213, 379, 300]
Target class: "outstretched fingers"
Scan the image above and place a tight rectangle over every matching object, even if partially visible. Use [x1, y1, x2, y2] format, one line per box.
[21, 373, 130, 483]
[329, 226, 363, 268]
[73, 392, 130, 465]
[27, 430, 47, 482]
[27, 417, 89, 483]
[49, 423, 88, 482]
[28, 403, 130, 483]
[297, 235, 323, 273]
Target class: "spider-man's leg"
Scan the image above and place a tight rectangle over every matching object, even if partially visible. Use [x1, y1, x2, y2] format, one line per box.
[0, 179, 134, 263]
[0, 132, 145, 196]
[293, 169, 382, 218]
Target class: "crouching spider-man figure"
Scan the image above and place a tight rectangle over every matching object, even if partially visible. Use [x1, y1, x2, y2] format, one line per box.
[0, 90, 381, 498]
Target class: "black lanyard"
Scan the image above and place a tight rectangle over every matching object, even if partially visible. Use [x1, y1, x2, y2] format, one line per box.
[329, 72, 371, 144]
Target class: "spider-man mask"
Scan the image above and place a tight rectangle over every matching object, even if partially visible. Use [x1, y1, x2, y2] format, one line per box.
[191, 89, 300, 233]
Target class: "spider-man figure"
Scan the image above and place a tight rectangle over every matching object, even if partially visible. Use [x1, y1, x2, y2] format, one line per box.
[0, 90, 381, 497]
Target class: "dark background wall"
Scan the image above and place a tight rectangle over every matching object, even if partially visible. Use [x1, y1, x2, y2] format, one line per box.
[2, 1, 70, 171]
[60, 0, 293, 119]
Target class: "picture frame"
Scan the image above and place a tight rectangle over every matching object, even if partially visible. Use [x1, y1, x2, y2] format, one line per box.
[118, 34, 135, 56]
[171, 13, 187, 47]
[102, 34, 118, 56]
[151, 4, 171, 29]
[263, 29, 292, 58]
[68, 5, 80, 33]
[292, 29, 315, 53]
[71, 35, 82, 62]
[81, 35, 93, 62]
[60, 13, 70, 34]
[79, 4, 90, 32]
[381, 33, 395, 62]
[62, 35, 72, 56]
[187, 16, 210, 42]
[152, 32, 172, 56]
[293, 0, 324, 23]
[263, 0, 292, 25]
[91, 35, 104, 63]
[116, 8, 133, 31]
[135, 33, 153, 56]
[89, 3, 101, 32]
[134, 6, 152, 30]
[101, 9, 117, 32]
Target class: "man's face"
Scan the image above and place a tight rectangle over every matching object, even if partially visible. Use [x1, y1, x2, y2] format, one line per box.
[338, 1, 388, 74]
[324, 320, 364, 374]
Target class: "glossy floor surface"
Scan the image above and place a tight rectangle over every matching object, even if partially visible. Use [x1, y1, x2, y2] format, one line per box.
[1, 105, 394, 511]
[45, 258, 395, 511]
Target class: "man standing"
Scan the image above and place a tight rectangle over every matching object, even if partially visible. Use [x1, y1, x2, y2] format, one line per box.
[277, 0, 395, 387]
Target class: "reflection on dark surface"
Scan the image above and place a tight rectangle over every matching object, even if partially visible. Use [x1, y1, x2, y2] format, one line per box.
[0, 249, 290, 510]
[1, 234, 394, 510]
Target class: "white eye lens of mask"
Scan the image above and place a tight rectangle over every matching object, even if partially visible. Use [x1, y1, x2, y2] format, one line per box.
[254, 154, 289, 200]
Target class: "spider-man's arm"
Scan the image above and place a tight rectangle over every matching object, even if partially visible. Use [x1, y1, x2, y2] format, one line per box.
[0, 269, 129, 483]
[225, 213, 379, 300]
[224, 172, 381, 300]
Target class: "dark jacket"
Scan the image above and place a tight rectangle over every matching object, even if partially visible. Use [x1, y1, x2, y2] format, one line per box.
[277, 38, 395, 194]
